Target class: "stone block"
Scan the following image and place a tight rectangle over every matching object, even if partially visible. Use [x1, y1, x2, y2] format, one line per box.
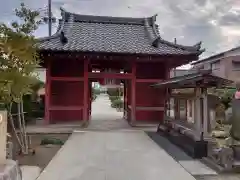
[208, 147, 233, 171]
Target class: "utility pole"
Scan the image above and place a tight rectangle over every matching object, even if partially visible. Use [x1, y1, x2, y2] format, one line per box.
[48, 0, 52, 36]
[42, 1, 56, 37]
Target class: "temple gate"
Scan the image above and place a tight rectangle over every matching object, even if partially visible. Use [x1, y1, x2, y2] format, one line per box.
[38, 8, 203, 124]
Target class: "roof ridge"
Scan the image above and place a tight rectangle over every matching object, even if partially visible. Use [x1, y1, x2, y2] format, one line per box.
[61, 7, 155, 25]
[159, 39, 205, 54]
[37, 8, 67, 42]
[144, 16, 160, 48]
[142, 13, 204, 53]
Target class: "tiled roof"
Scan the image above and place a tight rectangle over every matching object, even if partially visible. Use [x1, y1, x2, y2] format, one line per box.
[152, 70, 233, 88]
[38, 8, 204, 56]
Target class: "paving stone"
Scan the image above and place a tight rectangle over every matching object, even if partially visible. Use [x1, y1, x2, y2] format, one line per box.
[37, 131, 197, 180]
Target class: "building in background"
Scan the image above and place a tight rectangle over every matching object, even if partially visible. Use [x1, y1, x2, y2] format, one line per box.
[192, 46, 240, 82]
[170, 69, 197, 78]
[35, 68, 46, 82]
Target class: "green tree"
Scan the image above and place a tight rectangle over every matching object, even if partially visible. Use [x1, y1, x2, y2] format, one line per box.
[0, 3, 41, 155]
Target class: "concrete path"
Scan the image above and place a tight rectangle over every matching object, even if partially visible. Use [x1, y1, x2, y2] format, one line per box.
[37, 131, 197, 180]
[91, 94, 123, 121]
[36, 94, 217, 180]
[88, 94, 130, 130]
[21, 166, 41, 180]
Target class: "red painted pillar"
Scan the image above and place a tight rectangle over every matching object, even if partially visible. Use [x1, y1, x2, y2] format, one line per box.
[131, 61, 136, 123]
[164, 64, 170, 117]
[127, 80, 131, 121]
[45, 61, 51, 124]
[83, 60, 89, 121]
[88, 81, 92, 120]
[124, 83, 127, 118]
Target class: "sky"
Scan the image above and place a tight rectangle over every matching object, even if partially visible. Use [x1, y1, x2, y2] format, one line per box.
[1, 0, 240, 80]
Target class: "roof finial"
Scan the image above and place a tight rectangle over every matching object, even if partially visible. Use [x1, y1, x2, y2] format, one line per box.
[152, 14, 158, 22]
[174, 38, 177, 44]
[60, 31, 68, 44]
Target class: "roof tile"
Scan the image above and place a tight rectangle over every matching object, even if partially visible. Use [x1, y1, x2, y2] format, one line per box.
[38, 9, 204, 56]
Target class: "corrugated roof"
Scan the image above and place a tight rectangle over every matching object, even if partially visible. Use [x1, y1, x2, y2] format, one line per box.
[38, 8, 204, 56]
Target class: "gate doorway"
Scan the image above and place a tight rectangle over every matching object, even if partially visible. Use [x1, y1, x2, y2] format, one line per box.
[88, 78, 130, 129]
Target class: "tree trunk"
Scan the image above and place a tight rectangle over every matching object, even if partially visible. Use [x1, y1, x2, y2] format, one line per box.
[17, 102, 24, 145]
[7, 103, 24, 155]
[20, 99, 28, 154]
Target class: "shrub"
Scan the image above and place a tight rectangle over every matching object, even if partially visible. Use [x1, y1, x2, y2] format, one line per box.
[40, 138, 65, 145]
[111, 99, 123, 109]
[92, 88, 100, 101]
[107, 88, 123, 97]
[92, 94, 97, 101]
[109, 96, 120, 102]
[220, 89, 235, 109]
[93, 88, 101, 95]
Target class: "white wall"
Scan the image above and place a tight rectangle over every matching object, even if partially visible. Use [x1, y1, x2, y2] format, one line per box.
[35, 68, 46, 82]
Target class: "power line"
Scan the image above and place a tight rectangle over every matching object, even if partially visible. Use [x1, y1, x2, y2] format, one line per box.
[40, 0, 57, 37]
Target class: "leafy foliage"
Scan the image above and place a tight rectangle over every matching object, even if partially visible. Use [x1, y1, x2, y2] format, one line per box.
[109, 96, 120, 102]
[0, 3, 41, 154]
[208, 88, 236, 109]
[111, 99, 123, 109]
[0, 18, 40, 104]
[11, 3, 42, 35]
[107, 88, 123, 97]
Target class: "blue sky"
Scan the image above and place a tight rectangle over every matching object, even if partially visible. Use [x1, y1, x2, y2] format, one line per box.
[1, 0, 240, 77]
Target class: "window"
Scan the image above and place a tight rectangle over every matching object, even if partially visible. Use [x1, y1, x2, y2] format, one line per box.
[232, 61, 240, 71]
[211, 60, 220, 70]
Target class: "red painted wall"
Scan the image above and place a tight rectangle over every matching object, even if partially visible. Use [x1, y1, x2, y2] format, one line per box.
[136, 111, 164, 122]
[45, 57, 169, 124]
[48, 59, 85, 123]
[50, 81, 83, 106]
[136, 83, 163, 107]
[135, 62, 166, 122]
[50, 110, 83, 122]
[51, 59, 84, 77]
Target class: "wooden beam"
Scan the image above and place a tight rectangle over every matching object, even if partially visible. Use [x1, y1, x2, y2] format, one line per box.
[136, 79, 163, 83]
[49, 106, 83, 111]
[129, 106, 164, 111]
[50, 77, 84, 81]
[89, 72, 132, 79]
[41, 51, 198, 61]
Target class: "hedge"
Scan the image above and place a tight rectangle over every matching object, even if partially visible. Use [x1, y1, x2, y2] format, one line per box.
[111, 99, 123, 109]
[109, 96, 120, 102]
[107, 88, 123, 97]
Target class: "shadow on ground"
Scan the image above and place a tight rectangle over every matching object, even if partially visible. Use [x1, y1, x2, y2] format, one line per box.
[147, 131, 193, 161]
[147, 132, 240, 180]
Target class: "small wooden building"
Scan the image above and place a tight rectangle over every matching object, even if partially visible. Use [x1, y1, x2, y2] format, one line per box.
[38, 8, 204, 124]
[153, 71, 233, 158]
